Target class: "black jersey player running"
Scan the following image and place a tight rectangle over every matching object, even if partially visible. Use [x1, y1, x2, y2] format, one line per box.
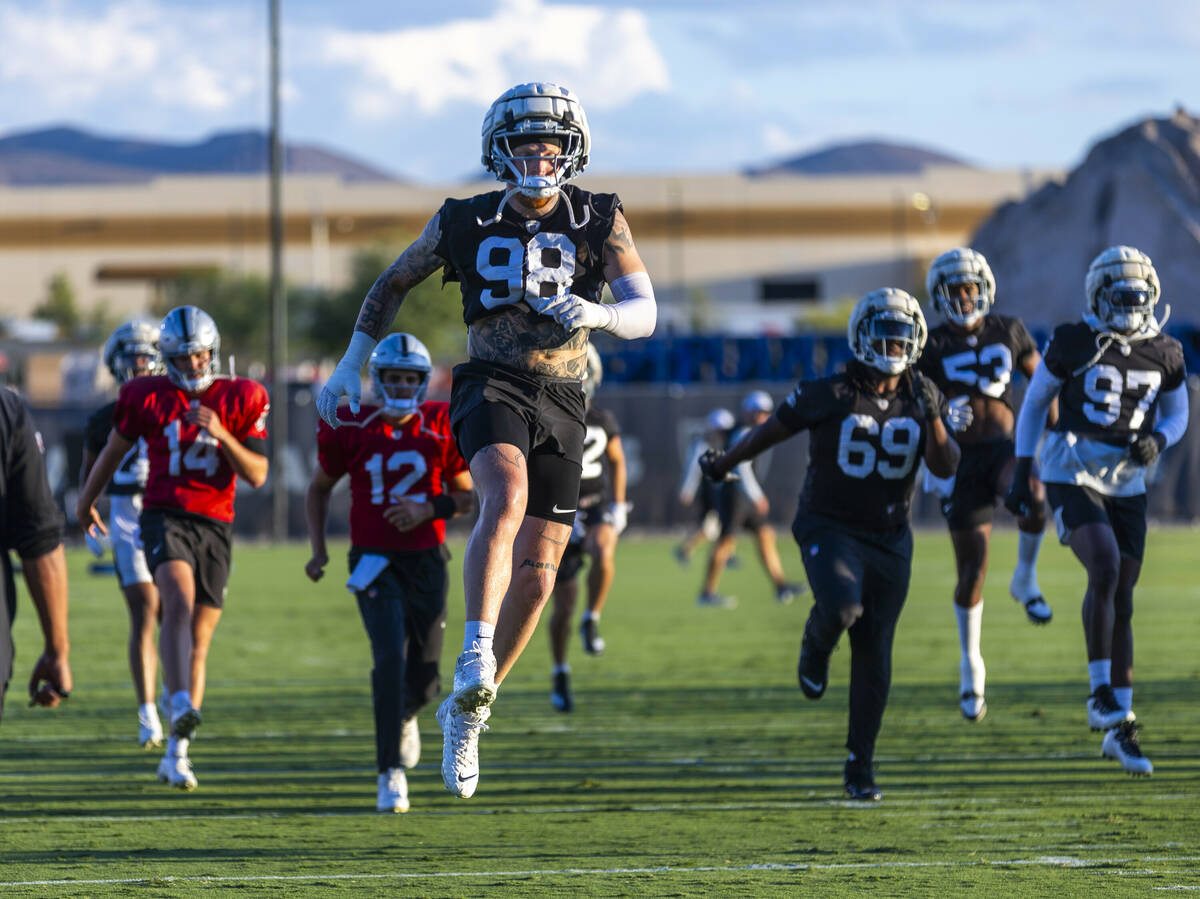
[547, 345, 630, 711]
[317, 83, 656, 799]
[1006, 246, 1188, 776]
[703, 289, 960, 800]
[918, 248, 1054, 723]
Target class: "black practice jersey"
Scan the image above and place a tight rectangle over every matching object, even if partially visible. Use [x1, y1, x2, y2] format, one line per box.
[434, 185, 621, 326]
[777, 364, 944, 530]
[1042, 321, 1185, 443]
[918, 314, 1037, 411]
[85, 401, 148, 497]
[579, 406, 620, 503]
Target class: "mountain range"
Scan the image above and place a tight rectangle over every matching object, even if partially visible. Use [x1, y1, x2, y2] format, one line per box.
[0, 125, 970, 186]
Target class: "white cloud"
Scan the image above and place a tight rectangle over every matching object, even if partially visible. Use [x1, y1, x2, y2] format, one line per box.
[319, 0, 670, 120]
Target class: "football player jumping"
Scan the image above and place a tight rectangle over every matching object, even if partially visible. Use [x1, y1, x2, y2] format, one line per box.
[702, 289, 960, 801]
[78, 306, 270, 791]
[305, 332, 474, 812]
[1006, 246, 1188, 776]
[80, 321, 167, 748]
[316, 83, 656, 798]
[918, 248, 1055, 724]
[546, 345, 629, 712]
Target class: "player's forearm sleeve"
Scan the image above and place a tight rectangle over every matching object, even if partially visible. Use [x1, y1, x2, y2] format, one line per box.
[680, 441, 704, 496]
[737, 461, 765, 504]
[1154, 384, 1189, 448]
[1014, 362, 1062, 457]
[599, 272, 657, 340]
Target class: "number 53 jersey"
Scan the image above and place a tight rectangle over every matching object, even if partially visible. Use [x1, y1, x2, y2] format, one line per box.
[113, 375, 270, 523]
[317, 402, 468, 552]
[776, 367, 940, 531]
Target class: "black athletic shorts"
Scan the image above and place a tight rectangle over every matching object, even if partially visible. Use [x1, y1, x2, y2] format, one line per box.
[450, 359, 586, 527]
[1045, 483, 1148, 562]
[940, 438, 1013, 530]
[140, 508, 233, 609]
[719, 486, 767, 537]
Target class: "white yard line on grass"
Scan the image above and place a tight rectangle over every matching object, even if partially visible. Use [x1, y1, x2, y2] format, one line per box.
[4, 856, 1200, 888]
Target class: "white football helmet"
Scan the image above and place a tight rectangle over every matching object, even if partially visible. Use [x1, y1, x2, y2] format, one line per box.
[103, 319, 163, 385]
[848, 288, 928, 375]
[742, 390, 774, 415]
[159, 306, 220, 392]
[369, 332, 432, 415]
[582, 343, 603, 402]
[926, 248, 995, 328]
[1085, 245, 1162, 336]
[482, 82, 590, 199]
[706, 408, 735, 432]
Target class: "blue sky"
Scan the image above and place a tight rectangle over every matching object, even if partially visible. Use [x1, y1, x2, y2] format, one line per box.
[2, 0, 1197, 181]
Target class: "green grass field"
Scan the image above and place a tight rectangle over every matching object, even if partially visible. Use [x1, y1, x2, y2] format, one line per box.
[3, 529, 1199, 896]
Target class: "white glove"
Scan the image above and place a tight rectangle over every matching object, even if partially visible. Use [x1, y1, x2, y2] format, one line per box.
[945, 395, 974, 433]
[317, 332, 377, 429]
[608, 501, 630, 536]
[538, 293, 612, 332]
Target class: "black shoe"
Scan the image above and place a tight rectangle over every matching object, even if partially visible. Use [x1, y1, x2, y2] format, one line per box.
[797, 630, 830, 700]
[579, 618, 606, 656]
[550, 671, 574, 713]
[844, 758, 883, 801]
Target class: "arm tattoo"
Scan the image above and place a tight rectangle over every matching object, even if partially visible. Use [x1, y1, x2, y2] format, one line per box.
[603, 211, 635, 262]
[354, 215, 444, 339]
[467, 307, 588, 378]
[519, 558, 558, 572]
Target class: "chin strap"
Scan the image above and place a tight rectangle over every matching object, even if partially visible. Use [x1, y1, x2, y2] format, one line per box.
[475, 186, 591, 230]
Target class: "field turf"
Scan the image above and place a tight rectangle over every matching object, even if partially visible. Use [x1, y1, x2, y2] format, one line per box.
[2, 530, 1199, 896]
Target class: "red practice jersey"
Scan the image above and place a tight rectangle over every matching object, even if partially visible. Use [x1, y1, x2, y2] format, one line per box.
[113, 375, 270, 523]
[317, 402, 467, 552]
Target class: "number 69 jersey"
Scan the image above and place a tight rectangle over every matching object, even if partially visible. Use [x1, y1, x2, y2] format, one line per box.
[434, 184, 620, 325]
[113, 374, 269, 523]
[776, 367, 942, 531]
[317, 402, 468, 552]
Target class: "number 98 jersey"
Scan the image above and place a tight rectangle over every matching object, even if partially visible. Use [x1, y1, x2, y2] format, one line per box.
[776, 366, 940, 531]
[317, 402, 468, 552]
[113, 375, 270, 523]
[1042, 321, 1185, 442]
[434, 184, 620, 325]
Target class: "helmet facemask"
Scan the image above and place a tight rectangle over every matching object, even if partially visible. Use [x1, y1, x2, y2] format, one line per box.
[368, 332, 433, 416]
[159, 306, 220, 393]
[371, 367, 430, 415]
[934, 273, 991, 328]
[113, 345, 163, 384]
[857, 310, 923, 375]
[1094, 277, 1156, 334]
[166, 350, 218, 393]
[492, 129, 585, 200]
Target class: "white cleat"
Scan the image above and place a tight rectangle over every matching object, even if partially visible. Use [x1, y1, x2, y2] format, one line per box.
[377, 767, 410, 812]
[1087, 685, 1135, 731]
[960, 691, 987, 722]
[1011, 588, 1053, 624]
[400, 716, 421, 770]
[451, 644, 498, 714]
[1102, 721, 1153, 776]
[437, 696, 490, 799]
[138, 710, 164, 749]
[157, 753, 198, 791]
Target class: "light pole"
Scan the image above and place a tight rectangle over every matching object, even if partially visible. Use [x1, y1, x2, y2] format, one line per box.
[268, 0, 288, 540]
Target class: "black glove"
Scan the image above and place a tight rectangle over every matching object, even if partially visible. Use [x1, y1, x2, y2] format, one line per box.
[699, 449, 737, 482]
[1003, 457, 1034, 517]
[913, 372, 942, 422]
[1129, 432, 1166, 466]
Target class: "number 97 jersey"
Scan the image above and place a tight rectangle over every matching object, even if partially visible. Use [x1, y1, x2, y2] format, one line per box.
[113, 375, 270, 523]
[317, 402, 468, 552]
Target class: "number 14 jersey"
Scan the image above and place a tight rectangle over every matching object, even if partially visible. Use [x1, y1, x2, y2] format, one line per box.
[113, 375, 270, 523]
[317, 402, 468, 552]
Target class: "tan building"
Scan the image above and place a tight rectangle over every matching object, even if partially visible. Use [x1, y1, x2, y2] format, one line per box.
[0, 165, 1060, 335]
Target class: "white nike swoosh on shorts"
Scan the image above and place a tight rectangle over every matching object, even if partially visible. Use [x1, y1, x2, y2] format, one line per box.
[551, 505, 576, 514]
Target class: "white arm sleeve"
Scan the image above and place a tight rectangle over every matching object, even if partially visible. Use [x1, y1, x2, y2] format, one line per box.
[680, 440, 705, 500]
[736, 460, 765, 504]
[598, 272, 657, 340]
[1015, 361, 1063, 457]
[1154, 383, 1190, 448]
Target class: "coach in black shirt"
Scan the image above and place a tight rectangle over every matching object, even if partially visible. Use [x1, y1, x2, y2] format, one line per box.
[0, 386, 71, 721]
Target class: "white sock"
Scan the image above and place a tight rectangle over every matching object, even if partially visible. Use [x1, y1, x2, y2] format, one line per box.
[167, 736, 189, 757]
[552, 663, 570, 675]
[1113, 686, 1132, 712]
[1010, 531, 1044, 600]
[139, 702, 159, 722]
[171, 690, 193, 715]
[1088, 660, 1111, 692]
[462, 621, 495, 655]
[955, 603, 985, 695]
[582, 611, 599, 623]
